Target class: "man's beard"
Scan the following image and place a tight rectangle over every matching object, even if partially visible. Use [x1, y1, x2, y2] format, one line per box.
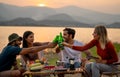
[14, 43, 19, 47]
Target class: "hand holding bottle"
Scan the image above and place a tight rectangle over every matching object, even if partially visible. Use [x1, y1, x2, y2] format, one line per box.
[52, 32, 64, 50]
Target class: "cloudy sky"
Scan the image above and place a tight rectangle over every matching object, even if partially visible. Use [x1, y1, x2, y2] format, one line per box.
[0, 0, 120, 14]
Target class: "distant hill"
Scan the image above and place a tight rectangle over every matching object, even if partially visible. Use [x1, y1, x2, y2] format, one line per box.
[0, 17, 120, 28]
[56, 6, 120, 24]
[0, 3, 120, 27]
[0, 18, 37, 26]
[43, 13, 75, 21]
[0, 3, 56, 21]
[0, 17, 89, 27]
[107, 22, 120, 28]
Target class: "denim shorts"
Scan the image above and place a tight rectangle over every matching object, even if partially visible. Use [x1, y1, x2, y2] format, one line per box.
[64, 62, 81, 68]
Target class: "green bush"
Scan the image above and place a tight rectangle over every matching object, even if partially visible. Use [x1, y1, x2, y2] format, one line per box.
[114, 42, 120, 53]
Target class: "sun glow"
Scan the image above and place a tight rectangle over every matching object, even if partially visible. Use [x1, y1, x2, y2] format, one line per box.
[38, 4, 46, 7]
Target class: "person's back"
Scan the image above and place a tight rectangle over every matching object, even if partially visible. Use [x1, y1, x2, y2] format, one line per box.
[0, 33, 23, 77]
[0, 46, 21, 71]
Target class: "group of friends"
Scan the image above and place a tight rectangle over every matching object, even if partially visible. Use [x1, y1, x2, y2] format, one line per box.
[0, 25, 119, 77]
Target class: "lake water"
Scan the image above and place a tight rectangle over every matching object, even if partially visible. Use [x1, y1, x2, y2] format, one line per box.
[0, 26, 120, 52]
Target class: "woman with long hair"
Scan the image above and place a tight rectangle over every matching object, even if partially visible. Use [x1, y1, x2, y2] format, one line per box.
[22, 31, 49, 64]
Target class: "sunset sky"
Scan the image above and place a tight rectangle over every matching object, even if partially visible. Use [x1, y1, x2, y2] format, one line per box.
[0, 0, 120, 14]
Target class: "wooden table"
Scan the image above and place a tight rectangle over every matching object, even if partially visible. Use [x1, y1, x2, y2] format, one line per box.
[23, 68, 85, 77]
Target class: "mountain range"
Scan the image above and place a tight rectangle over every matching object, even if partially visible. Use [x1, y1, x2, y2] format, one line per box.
[0, 3, 120, 27]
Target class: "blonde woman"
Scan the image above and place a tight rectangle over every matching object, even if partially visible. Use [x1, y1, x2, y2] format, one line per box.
[63, 25, 118, 77]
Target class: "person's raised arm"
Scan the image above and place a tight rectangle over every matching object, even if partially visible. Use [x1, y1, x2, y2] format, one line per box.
[63, 39, 97, 51]
[33, 42, 50, 46]
[19, 44, 52, 55]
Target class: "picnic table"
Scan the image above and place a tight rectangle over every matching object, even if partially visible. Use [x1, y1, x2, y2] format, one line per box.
[23, 67, 85, 77]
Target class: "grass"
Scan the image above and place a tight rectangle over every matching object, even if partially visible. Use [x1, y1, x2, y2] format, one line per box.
[114, 42, 120, 53]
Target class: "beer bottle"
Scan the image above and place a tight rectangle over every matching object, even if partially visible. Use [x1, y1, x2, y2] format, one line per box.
[58, 32, 64, 50]
[52, 35, 59, 43]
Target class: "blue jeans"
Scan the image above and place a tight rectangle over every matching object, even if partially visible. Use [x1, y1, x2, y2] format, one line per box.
[85, 62, 118, 77]
[64, 62, 81, 68]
